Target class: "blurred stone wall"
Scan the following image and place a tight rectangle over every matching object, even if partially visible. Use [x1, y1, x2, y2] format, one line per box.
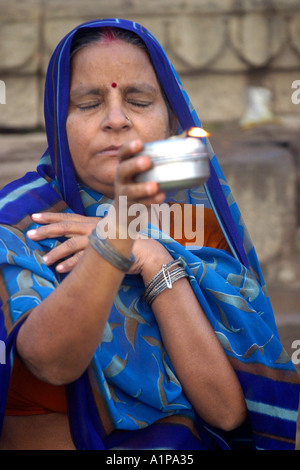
[0, 0, 300, 287]
[0, 0, 300, 129]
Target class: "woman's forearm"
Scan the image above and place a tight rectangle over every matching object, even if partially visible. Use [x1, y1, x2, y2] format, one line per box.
[16, 238, 134, 385]
[18, 219, 247, 430]
[141, 255, 247, 431]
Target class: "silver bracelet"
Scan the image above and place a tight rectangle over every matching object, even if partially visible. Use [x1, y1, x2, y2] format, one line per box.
[88, 227, 135, 272]
[144, 259, 182, 298]
[144, 266, 184, 299]
[145, 269, 188, 305]
[144, 258, 189, 305]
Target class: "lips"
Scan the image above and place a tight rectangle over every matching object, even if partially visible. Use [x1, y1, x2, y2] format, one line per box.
[98, 145, 121, 157]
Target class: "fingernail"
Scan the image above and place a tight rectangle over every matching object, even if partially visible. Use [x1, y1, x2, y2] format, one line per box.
[42, 255, 48, 263]
[27, 229, 37, 237]
[32, 213, 42, 219]
[56, 264, 64, 272]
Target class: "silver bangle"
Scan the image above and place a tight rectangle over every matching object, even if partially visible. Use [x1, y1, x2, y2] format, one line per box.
[145, 269, 188, 305]
[88, 227, 135, 272]
[144, 258, 189, 305]
[144, 259, 182, 297]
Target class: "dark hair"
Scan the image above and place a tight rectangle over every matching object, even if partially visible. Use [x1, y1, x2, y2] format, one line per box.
[70, 27, 149, 59]
[69, 27, 178, 134]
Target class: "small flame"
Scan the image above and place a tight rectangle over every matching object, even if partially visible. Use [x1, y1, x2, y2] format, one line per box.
[187, 127, 210, 138]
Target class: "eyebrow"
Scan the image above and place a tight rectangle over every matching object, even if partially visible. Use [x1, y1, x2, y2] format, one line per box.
[70, 82, 158, 99]
[70, 87, 102, 99]
[124, 84, 157, 95]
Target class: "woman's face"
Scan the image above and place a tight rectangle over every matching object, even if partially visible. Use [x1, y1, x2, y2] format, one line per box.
[66, 39, 172, 197]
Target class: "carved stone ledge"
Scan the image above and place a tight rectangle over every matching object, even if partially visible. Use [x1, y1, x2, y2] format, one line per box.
[289, 13, 300, 57]
[167, 16, 227, 70]
[228, 13, 286, 67]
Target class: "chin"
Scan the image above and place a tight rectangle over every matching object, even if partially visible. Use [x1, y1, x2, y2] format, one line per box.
[91, 181, 115, 198]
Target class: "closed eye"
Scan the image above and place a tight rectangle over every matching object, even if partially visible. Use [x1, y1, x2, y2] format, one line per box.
[78, 102, 100, 111]
[127, 100, 151, 108]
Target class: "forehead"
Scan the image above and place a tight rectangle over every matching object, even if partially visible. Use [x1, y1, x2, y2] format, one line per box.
[69, 39, 159, 88]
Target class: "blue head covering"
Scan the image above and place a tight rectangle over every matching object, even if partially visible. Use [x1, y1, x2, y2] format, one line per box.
[0, 19, 299, 450]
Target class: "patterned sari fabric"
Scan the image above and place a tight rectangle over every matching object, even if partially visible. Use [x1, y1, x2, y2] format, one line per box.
[0, 19, 299, 450]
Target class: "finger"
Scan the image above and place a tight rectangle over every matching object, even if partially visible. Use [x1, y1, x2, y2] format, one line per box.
[117, 154, 152, 183]
[55, 251, 84, 273]
[134, 191, 166, 207]
[31, 212, 98, 225]
[117, 180, 160, 201]
[43, 236, 88, 266]
[118, 139, 143, 162]
[27, 220, 95, 241]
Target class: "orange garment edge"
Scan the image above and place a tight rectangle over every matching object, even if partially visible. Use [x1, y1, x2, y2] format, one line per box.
[5, 207, 230, 416]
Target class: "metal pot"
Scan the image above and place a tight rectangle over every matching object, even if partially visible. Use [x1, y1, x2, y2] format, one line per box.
[134, 133, 210, 191]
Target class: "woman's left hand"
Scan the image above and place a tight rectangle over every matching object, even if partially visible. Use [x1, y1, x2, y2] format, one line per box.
[27, 211, 172, 277]
[27, 212, 99, 273]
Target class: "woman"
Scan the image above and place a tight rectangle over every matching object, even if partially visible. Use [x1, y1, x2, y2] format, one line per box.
[0, 19, 299, 450]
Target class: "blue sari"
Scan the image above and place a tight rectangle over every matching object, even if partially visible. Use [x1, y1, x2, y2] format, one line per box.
[0, 19, 299, 450]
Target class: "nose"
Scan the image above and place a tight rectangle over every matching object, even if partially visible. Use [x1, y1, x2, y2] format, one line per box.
[101, 101, 131, 132]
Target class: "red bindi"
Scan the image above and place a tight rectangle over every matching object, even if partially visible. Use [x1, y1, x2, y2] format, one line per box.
[111, 82, 117, 88]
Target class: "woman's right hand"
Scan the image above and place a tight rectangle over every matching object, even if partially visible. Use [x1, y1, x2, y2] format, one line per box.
[109, 140, 166, 238]
[114, 139, 165, 205]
